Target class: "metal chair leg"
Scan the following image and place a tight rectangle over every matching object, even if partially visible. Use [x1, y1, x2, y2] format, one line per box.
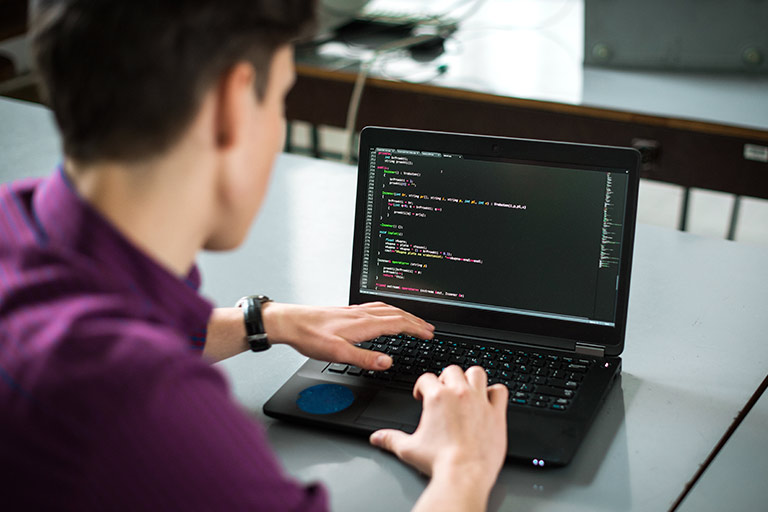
[678, 187, 691, 232]
[727, 195, 741, 241]
[284, 122, 293, 153]
[311, 125, 321, 159]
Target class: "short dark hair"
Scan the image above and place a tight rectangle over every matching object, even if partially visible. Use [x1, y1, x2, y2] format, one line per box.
[30, 0, 315, 164]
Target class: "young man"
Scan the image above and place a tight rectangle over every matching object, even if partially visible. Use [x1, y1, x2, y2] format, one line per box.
[0, 1, 508, 510]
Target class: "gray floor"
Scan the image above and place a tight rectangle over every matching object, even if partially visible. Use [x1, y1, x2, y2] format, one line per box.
[289, 122, 768, 249]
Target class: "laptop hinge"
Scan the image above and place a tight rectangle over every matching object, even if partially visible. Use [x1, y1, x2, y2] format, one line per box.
[574, 342, 605, 357]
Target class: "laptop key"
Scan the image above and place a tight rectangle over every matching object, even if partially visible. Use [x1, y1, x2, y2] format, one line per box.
[328, 363, 348, 374]
[346, 366, 364, 376]
[547, 378, 566, 388]
[534, 385, 574, 399]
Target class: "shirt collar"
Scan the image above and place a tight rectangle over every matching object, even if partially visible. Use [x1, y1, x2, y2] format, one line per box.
[32, 166, 213, 340]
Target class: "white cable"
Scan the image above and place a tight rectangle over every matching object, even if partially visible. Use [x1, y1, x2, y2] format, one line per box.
[341, 34, 439, 164]
[340, 0, 487, 164]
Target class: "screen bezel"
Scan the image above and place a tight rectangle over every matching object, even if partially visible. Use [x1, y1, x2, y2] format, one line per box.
[349, 127, 640, 356]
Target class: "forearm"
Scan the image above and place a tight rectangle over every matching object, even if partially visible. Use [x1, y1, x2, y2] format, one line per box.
[202, 307, 247, 362]
[203, 301, 433, 368]
[202, 303, 287, 362]
[412, 465, 493, 512]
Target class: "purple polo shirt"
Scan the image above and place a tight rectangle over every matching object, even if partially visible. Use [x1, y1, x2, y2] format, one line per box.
[0, 169, 327, 511]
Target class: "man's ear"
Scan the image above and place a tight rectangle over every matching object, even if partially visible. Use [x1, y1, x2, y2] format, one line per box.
[213, 62, 256, 150]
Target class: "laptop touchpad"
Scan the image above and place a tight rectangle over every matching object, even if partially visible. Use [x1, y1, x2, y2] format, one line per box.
[356, 390, 422, 428]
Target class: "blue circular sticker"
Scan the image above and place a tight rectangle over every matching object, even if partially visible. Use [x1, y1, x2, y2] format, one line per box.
[296, 384, 355, 415]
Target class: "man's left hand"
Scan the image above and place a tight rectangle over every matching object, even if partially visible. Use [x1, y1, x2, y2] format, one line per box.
[262, 301, 434, 370]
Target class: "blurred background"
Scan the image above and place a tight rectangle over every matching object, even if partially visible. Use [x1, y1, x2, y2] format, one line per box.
[2, 0, 767, 246]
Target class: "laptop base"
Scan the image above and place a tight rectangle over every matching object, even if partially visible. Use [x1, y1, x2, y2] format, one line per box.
[264, 354, 621, 467]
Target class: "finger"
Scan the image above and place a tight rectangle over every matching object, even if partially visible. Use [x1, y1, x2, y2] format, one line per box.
[465, 365, 488, 390]
[359, 302, 428, 326]
[373, 314, 434, 340]
[413, 371, 439, 401]
[356, 304, 435, 338]
[438, 364, 465, 385]
[335, 341, 392, 370]
[487, 383, 509, 411]
[369, 428, 411, 457]
[347, 314, 431, 344]
[399, 321, 435, 340]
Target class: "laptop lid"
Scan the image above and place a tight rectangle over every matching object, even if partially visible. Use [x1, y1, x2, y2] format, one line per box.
[349, 127, 640, 357]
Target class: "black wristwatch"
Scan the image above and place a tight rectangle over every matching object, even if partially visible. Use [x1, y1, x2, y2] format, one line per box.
[235, 295, 272, 352]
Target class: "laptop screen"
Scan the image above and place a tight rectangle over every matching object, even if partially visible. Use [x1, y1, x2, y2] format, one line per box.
[356, 138, 631, 329]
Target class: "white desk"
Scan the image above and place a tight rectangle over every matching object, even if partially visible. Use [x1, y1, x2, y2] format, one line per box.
[2, 96, 767, 511]
[677, 384, 768, 512]
[200, 153, 768, 511]
[328, 0, 768, 130]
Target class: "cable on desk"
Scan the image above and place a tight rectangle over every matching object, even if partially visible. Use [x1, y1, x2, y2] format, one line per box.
[342, 35, 433, 163]
[341, 0, 487, 163]
[669, 372, 768, 511]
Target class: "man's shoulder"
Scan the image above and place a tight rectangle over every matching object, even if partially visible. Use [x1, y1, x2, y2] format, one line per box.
[0, 295, 234, 510]
[1, 289, 217, 404]
[0, 250, 214, 411]
[1, 254, 182, 351]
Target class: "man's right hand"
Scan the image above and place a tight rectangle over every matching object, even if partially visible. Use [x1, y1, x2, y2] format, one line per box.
[369, 365, 508, 512]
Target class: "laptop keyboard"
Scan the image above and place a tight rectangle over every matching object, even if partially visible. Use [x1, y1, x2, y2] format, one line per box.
[323, 334, 596, 412]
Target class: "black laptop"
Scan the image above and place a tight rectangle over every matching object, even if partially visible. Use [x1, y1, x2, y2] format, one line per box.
[264, 127, 640, 467]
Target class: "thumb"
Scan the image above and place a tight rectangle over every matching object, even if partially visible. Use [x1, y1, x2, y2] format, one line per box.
[369, 428, 411, 455]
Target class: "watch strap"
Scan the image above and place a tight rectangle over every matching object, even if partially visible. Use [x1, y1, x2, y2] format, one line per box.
[236, 295, 272, 352]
